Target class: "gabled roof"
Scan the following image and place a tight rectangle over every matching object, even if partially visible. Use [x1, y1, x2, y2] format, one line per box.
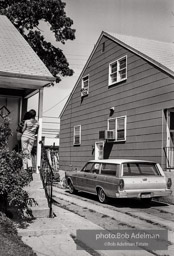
[0, 15, 55, 93]
[105, 32, 174, 76]
[60, 31, 174, 118]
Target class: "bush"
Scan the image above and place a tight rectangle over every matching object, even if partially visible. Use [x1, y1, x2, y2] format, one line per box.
[0, 212, 37, 256]
[0, 118, 34, 217]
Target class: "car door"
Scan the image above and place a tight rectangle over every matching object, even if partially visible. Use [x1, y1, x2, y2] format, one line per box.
[87, 163, 101, 194]
[97, 163, 120, 197]
[76, 162, 95, 191]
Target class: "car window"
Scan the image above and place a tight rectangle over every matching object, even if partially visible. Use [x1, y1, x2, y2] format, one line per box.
[82, 162, 95, 173]
[101, 163, 119, 177]
[123, 163, 160, 176]
[91, 163, 100, 174]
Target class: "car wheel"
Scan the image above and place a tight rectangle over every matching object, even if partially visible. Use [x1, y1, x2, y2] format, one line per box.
[68, 179, 76, 194]
[97, 188, 107, 203]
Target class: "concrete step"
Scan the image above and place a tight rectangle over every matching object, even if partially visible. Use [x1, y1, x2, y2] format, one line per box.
[25, 173, 50, 218]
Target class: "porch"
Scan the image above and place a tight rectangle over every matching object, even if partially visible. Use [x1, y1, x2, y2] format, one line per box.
[0, 15, 55, 172]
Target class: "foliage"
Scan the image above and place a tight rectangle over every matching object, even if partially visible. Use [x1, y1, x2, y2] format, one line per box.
[0, 0, 76, 83]
[0, 118, 34, 217]
[0, 212, 37, 256]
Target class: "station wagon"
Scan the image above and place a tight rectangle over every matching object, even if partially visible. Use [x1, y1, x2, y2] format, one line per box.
[65, 159, 172, 203]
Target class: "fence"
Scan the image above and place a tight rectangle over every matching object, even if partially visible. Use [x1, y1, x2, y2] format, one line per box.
[39, 142, 54, 218]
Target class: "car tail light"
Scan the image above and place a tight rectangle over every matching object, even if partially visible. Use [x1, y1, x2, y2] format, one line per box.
[118, 179, 124, 191]
[167, 178, 172, 189]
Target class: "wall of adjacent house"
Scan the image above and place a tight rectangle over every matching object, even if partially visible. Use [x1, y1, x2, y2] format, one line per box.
[59, 36, 174, 171]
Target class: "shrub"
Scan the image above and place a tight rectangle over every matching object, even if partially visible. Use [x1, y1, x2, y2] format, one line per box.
[0, 212, 37, 256]
[0, 117, 34, 217]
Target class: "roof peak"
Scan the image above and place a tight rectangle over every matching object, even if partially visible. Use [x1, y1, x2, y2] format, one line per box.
[103, 31, 173, 45]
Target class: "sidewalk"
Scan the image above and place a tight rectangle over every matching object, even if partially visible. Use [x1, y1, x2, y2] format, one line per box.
[18, 204, 153, 256]
[17, 173, 169, 256]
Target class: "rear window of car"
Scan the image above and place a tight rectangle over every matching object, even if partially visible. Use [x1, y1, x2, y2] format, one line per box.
[101, 163, 120, 177]
[122, 163, 160, 176]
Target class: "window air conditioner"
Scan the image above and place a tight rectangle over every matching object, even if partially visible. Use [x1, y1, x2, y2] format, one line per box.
[81, 88, 88, 97]
[105, 130, 115, 140]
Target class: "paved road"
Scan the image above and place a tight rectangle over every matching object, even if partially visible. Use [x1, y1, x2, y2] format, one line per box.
[53, 186, 174, 256]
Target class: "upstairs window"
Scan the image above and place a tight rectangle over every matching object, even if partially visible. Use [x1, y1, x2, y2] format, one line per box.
[107, 116, 127, 142]
[109, 56, 127, 86]
[73, 125, 81, 145]
[81, 75, 89, 97]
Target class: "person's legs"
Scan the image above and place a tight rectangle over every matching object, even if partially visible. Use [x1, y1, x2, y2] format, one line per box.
[21, 136, 29, 170]
[27, 139, 35, 168]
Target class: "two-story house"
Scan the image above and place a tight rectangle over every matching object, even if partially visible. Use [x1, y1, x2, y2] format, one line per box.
[59, 31, 174, 172]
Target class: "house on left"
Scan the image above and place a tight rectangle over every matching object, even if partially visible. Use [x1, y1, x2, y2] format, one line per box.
[0, 15, 55, 170]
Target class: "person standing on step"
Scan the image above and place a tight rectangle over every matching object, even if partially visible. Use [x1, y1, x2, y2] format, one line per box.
[16, 111, 31, 152]
[21, 109, 39, 176]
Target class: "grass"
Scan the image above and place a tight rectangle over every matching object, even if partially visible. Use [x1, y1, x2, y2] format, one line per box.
[0, 212, 36, 256]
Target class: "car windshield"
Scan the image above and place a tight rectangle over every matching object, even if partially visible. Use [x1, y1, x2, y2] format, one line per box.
[122, 162, 160, 176]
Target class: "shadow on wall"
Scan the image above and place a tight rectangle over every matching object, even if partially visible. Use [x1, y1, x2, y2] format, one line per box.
[104, 142, 113, 159]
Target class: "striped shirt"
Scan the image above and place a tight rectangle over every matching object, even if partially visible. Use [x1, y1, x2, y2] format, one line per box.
[22, 119, 39, 140]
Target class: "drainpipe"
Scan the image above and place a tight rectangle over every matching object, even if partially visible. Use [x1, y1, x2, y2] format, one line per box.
[36, 88, 43, 173]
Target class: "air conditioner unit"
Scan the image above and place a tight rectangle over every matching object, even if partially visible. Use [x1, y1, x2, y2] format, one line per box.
[105, 130, 115, 140]
[81, 88, 88, 97]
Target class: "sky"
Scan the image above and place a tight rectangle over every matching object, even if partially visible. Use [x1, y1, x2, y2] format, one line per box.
[28, 0, 174, 138]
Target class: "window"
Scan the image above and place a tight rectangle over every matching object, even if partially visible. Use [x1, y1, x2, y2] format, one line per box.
[82, 162, 95, 173]
[107, 116, 127, 142]
[101, 163, 120, 177]
[123, 163, 160, 176]
[82, 162, 100, 174]
[81, 75, 89, 97]
[109, 56, 127, 86]
[73, 125, 81, 145]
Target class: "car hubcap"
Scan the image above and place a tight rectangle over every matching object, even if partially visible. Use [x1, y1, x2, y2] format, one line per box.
[69, 181, 73, 193]
[99, 189, 105, 202]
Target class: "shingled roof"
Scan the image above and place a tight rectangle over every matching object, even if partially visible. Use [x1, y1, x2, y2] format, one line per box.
[105, 31, 174, 76]
[60, 31, 174, 117]
[0, 15, 54, 92]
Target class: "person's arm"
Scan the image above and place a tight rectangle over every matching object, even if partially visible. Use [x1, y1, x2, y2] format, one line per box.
[22, 120, 27, 133]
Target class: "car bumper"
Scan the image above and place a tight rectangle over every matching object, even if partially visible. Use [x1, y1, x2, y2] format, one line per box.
[115, 189, 172, 198]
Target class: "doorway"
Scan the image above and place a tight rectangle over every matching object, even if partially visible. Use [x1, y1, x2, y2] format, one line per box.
[95, 141, 104, 160]
[0, 96, 21, 150]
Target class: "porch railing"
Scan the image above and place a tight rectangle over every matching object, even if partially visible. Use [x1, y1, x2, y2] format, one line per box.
[39, 141, 54, 218]
[163, 147, 174, 169]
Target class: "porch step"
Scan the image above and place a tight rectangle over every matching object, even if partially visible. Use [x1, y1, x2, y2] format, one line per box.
[25, 173, 50, 218]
